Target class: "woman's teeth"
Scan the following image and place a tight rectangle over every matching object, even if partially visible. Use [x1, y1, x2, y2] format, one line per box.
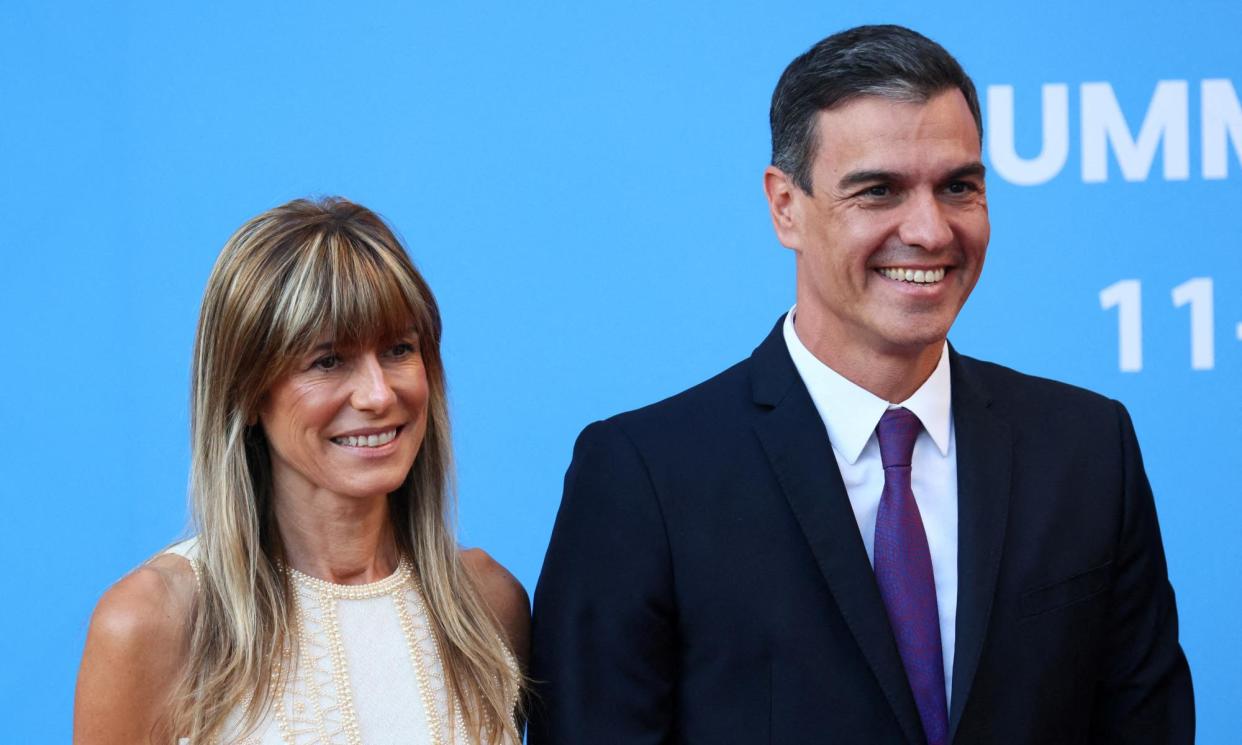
[878, 267, 946, 284]
[332, 428, 398, 448]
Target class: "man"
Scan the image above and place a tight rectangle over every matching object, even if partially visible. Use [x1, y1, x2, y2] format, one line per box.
[529, 25, 1193, 744]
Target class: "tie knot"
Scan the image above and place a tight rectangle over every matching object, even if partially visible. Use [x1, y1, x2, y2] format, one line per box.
[876, 407, 921, 469]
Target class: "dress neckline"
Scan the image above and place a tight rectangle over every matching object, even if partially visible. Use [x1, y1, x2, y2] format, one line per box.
[286, 556, 413, 599]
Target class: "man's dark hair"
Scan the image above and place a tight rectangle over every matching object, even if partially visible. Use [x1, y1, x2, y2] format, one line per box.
[770, 24, 982, 194]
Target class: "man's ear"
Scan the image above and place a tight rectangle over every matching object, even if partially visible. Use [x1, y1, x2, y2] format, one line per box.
[763, 165, 802, 250]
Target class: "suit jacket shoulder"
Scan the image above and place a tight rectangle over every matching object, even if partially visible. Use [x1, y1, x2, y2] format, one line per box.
[951, 350, 1135, 448]
[606, 357, 754, 441]
[954, 351, 1117, 411]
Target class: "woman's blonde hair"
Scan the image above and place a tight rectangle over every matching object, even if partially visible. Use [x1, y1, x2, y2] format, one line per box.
[170, 197, 521, 742]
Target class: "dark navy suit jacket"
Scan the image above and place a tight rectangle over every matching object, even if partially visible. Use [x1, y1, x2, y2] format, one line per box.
[528, 317, 1193, 744]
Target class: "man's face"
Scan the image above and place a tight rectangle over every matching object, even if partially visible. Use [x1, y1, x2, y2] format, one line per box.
[768, 89, 989, 364]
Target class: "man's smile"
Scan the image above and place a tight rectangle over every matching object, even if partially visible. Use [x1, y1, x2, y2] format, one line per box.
[875, 266, 948, 284]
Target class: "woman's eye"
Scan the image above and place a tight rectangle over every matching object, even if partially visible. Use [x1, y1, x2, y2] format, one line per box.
[312, 354, 341, 371]
[388, 342, 417, 358]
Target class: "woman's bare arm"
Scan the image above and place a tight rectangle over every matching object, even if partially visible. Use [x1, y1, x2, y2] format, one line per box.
[74, 553, 196, 745]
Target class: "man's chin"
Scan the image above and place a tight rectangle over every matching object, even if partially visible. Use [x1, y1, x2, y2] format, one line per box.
[868, 325, 952, 359]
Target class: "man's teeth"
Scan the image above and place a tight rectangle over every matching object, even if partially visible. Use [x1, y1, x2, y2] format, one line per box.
[879, 267, 946, 284]
[332, 429, 398, 448]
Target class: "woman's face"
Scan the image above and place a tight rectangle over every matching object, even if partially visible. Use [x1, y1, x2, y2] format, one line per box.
[258, 332, 430, 504]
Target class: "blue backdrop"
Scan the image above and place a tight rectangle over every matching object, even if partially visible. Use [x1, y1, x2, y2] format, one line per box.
[2, 2, 1238, 740]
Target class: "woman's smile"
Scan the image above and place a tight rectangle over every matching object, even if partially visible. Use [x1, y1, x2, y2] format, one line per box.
[260, 340, 430, 502]
[330, 425, 402, 449]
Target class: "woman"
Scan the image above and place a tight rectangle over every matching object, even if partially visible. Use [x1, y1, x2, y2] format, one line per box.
[74, 198, 528, 744]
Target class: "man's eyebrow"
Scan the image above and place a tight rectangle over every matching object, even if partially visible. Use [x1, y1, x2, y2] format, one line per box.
[836, 162, 988, 192]
[837, 169, 899, 190]
[945, 161, 987, 181]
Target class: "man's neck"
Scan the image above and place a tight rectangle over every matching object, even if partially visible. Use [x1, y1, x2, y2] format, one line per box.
[792, 311, 945, 403]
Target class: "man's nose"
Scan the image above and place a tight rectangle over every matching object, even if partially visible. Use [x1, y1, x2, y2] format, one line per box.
[349, 353, 397, 412]
[897, 191, 954, 251]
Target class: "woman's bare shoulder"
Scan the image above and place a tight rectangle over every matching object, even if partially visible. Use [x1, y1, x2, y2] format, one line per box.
[91, 554, 196, 647]
[459, 548, 530, 665]
[74, 553, 197, 743]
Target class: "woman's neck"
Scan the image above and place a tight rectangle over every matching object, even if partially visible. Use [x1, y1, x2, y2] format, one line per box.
[272, 487, 400, 585]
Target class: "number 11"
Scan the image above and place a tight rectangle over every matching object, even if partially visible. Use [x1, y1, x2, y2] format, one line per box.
[1099, 278, 1215, 372]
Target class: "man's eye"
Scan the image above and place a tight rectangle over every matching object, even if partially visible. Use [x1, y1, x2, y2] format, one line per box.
[946, 181, 976, 194]
[864, 185, 890, 197]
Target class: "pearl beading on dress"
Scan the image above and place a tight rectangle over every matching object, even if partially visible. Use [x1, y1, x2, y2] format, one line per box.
[265, 558, 467, 745]
[167, 537, 512, 745]
[396, 576, 472, 744]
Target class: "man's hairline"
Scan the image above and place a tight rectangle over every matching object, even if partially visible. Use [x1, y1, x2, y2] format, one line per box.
[793, 84, 982, 196]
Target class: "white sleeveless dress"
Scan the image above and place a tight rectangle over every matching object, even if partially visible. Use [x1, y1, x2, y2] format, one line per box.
[167, 539, 514, 745]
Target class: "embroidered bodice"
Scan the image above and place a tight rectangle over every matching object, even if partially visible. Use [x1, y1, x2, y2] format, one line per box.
[167, 539, 508, 745]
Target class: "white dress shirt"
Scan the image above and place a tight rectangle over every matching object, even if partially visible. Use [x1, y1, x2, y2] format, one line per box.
[782, 308, 958, 705]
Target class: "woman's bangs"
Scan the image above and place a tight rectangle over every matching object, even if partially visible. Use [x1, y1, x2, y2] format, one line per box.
[306, 234, 425, 357]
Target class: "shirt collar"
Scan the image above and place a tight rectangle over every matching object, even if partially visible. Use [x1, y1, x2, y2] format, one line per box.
[782, 307, 953, 464]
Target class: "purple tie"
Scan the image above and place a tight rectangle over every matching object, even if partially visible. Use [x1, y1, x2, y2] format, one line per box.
[874, 407, 947, 745]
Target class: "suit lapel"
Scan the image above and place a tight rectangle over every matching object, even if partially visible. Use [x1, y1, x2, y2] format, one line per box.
[749, 319, 925, 745]
[946, 349, 1013, 743]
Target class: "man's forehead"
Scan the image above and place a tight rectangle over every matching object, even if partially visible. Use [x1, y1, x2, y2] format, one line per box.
[812, 90, 982, 178]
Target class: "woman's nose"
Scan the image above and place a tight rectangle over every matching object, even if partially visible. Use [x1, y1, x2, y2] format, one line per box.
[349, 353, 397, 413]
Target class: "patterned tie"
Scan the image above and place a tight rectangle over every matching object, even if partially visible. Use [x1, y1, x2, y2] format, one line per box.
[873, 407, 947, 745]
